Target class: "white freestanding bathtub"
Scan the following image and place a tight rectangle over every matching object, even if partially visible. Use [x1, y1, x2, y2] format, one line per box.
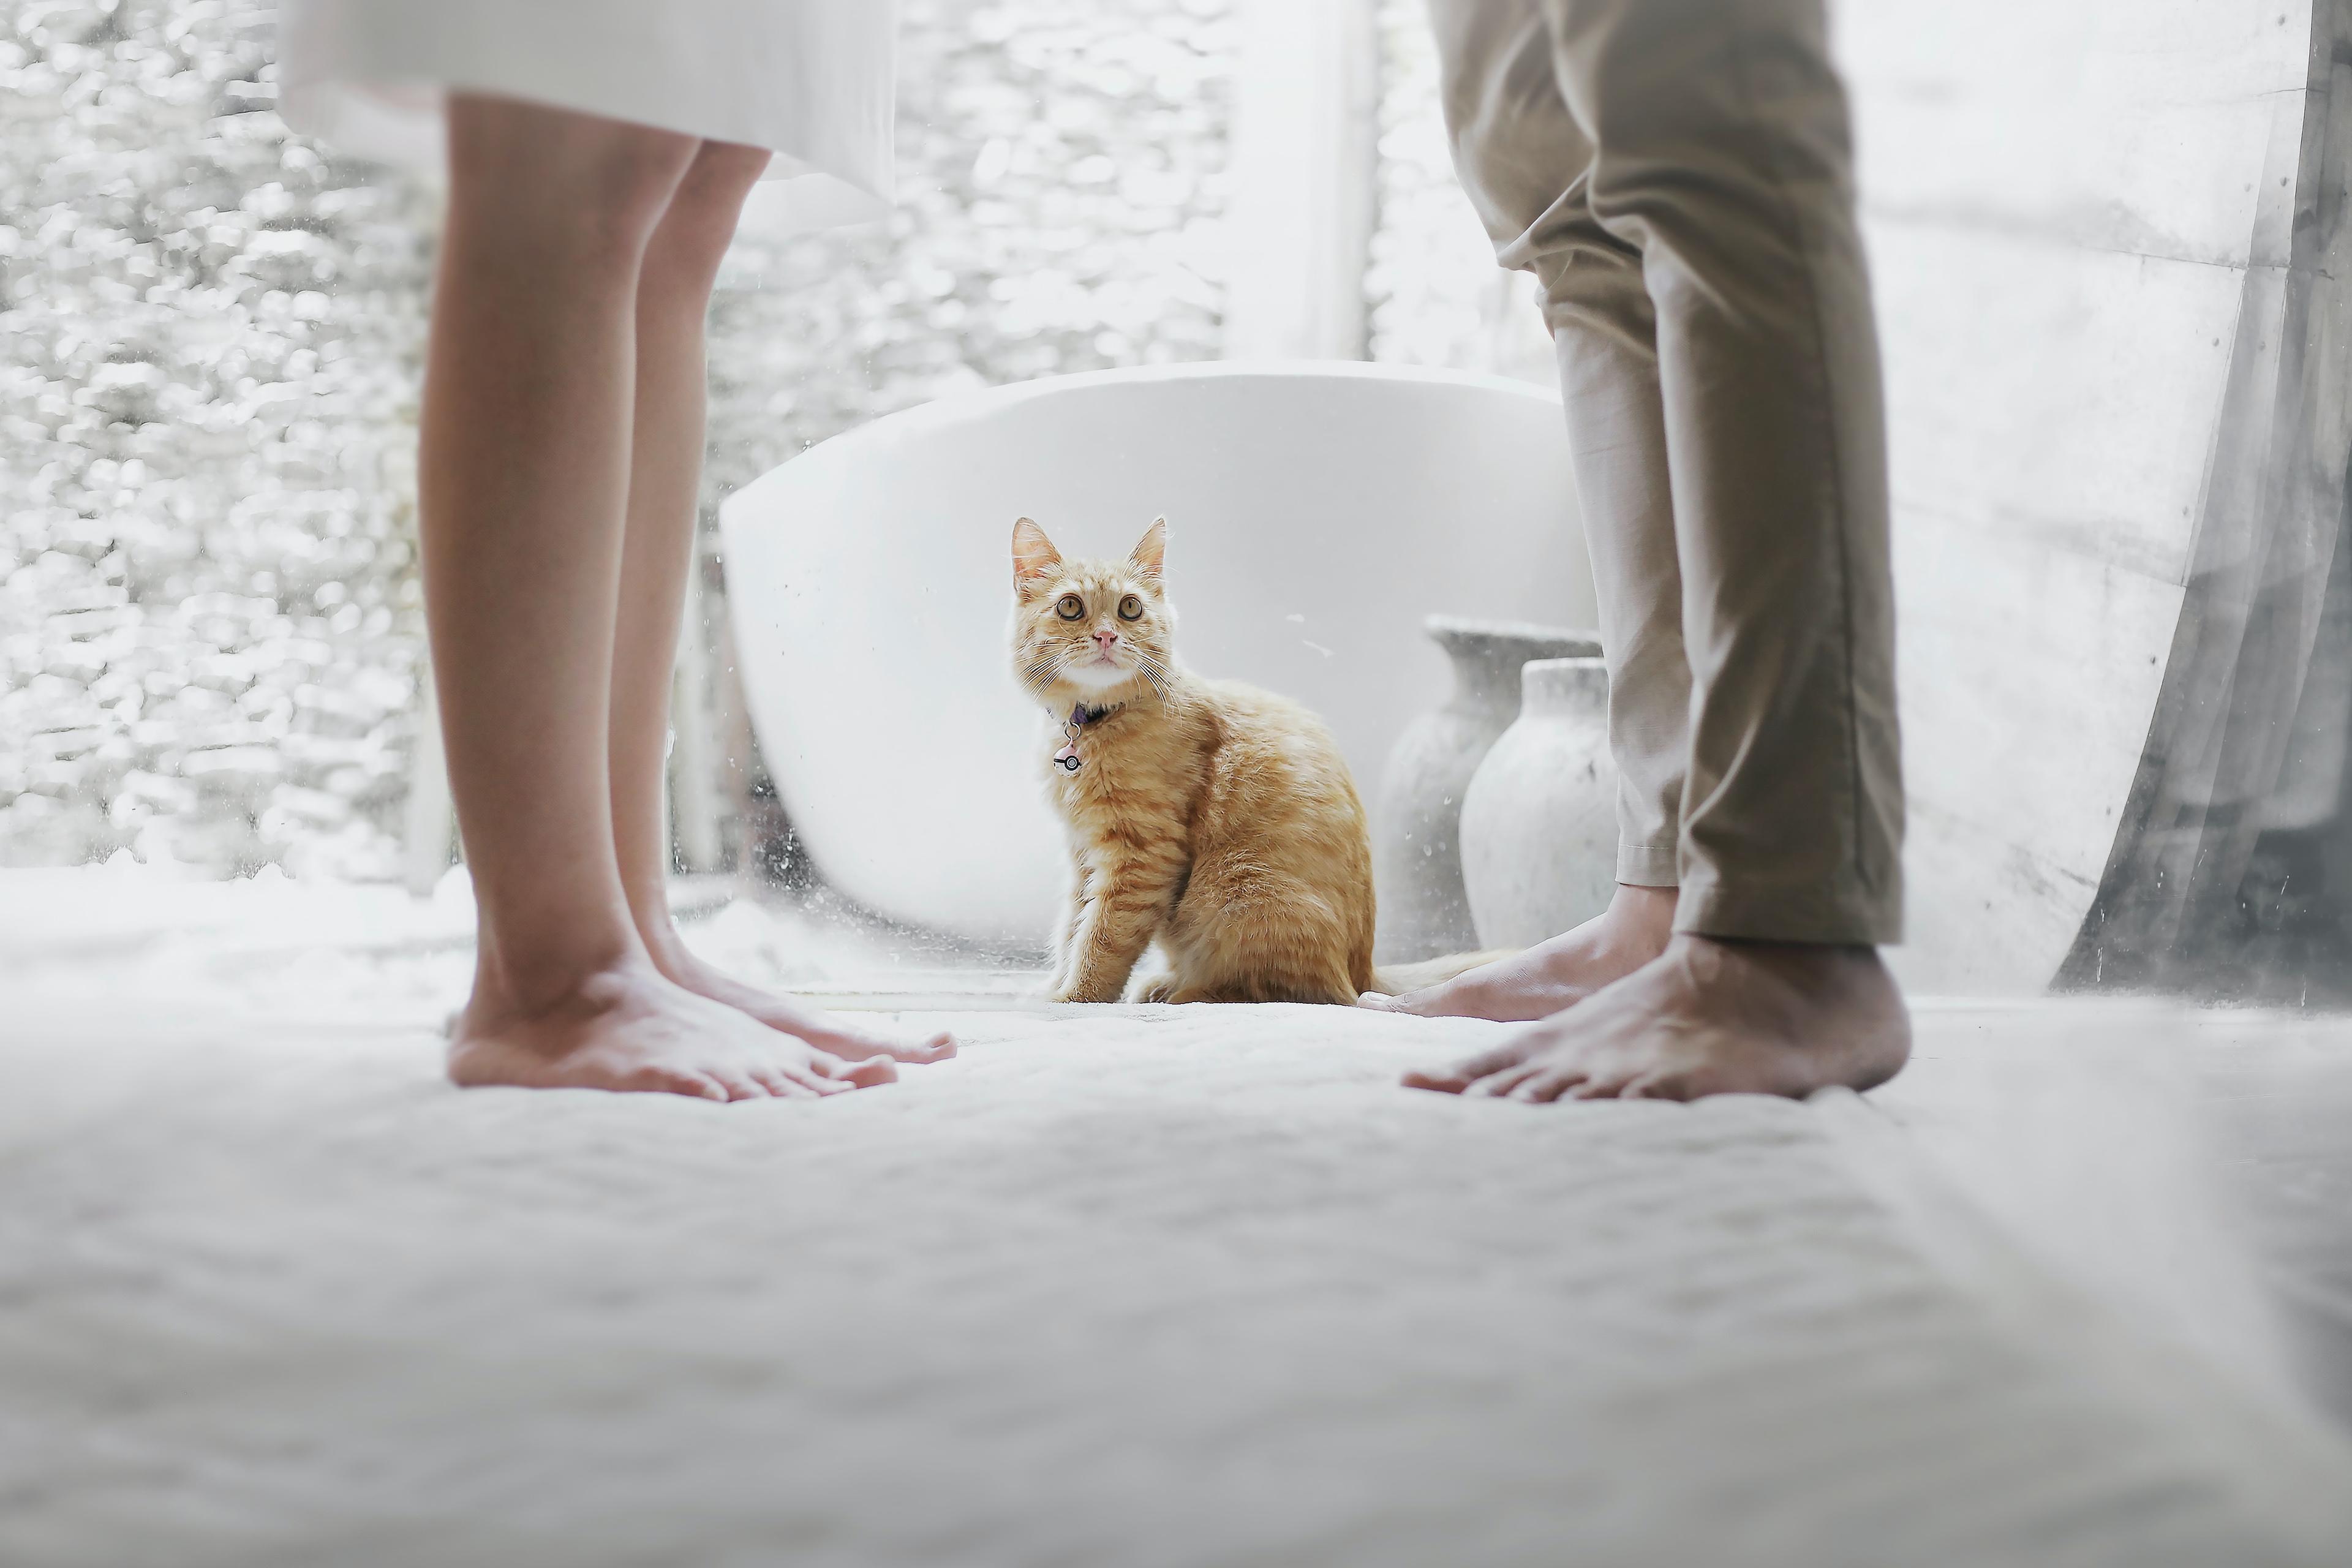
[718, 362, 1594, 946]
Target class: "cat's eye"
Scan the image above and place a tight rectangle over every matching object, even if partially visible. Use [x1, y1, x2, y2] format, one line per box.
[1055, 593, 1084, 620]
[1118, 595, 1144, 621]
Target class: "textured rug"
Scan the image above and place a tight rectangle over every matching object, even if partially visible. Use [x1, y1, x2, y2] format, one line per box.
[5, 978, 2350, 1567]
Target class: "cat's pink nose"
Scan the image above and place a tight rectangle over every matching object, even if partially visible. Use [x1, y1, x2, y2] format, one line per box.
[1093, 628, 1119, 652]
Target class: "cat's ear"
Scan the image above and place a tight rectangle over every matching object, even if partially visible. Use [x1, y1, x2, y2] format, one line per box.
[1128, 516, 1168, 583]
[1011, 517, 1062, 598]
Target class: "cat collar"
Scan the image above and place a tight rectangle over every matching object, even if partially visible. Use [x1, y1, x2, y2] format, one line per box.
[1053, 701, 1124, 772]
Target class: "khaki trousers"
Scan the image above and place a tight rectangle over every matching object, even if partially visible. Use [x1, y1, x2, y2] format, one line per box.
[1429, 0, 1904, 944]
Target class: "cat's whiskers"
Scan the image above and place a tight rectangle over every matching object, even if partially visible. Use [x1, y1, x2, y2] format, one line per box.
[1020, 640, 1172, 707]
[1129, 649, 1175, 704]
[1019, 652, 1065, 698]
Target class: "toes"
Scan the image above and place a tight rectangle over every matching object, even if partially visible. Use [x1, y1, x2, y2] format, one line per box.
[1403, 1035, 1537, 1093]
[773, 1053, 850, 1095]
[1376, 985, 1452, 1019]
[1401, 1062, 1477, 1092]
[815, 1023, 956, 1065]
[630, 1066, 729, 1102]
[1468, 1063, 1544, 1098]
[1508, 1069, 1585, 1104]
[750, 1063, 820, 1099]
[842, 1055, 900, 1088]
[809, 1049, 899, 1089]
[1623, 1070, 1700, 1102]
[1567, 1071, 1637, 1101]
[780, 1073, 841, 1097]
[708, 1068, 772, 1102]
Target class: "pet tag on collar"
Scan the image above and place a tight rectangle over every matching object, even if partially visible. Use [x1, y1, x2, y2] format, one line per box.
[1054, 743, 1082, 772]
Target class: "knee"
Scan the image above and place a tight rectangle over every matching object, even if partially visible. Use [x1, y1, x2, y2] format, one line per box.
[643, 143, 772, 293]
[445, 93, 701, 270]
[586, 136, 707, 258]
[1580, 34, 1856, 257]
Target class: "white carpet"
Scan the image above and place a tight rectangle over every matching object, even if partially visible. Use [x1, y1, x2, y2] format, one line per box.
[4, 869, 2351, 1566]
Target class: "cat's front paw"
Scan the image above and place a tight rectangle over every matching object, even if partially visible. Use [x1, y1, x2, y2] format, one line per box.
[1051, 976, 1133, 1004]
[1134, 972, 1178, 1004]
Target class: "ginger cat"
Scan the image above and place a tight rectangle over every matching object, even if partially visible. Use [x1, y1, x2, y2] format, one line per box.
[1009, 515, 1412, 1005]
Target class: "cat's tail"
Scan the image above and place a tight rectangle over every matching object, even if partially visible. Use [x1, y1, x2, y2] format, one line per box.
[1365, 949, 1517, 998]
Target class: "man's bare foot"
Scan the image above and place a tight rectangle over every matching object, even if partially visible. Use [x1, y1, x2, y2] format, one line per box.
[1362, 884, 1676, 1021]
[1402, 933, 1909, 1102]
[643, 930, 957, 1066]
[448, 960, 910, 1100]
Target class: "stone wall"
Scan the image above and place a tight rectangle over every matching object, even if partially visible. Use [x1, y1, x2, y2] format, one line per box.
[1, 0, 432, 877]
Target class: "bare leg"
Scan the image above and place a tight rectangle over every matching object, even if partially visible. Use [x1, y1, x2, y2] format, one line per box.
[425, 96, 898, 1100]
[1363, 883, 1674, 1020]
[605, 140, 951, 1065]
[1404, 934, 1908, 1102]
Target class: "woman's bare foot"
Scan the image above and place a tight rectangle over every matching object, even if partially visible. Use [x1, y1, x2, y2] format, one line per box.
[643, 928, 957, 1066]
[1363, 884, 1676, 1021]
[448, 959, 907, 1100]
[1403, 933, 1909, 1102]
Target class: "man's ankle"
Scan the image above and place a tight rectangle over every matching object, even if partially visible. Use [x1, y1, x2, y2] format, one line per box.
[1604, 884, 1678, 948]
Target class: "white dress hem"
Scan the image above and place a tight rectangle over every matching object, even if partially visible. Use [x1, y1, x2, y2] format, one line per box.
[277, 0, 897, 233]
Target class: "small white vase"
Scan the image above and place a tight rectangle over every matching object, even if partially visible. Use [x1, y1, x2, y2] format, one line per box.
[1373, 617, 1600, 961]
[1460, 657, 1619, 948]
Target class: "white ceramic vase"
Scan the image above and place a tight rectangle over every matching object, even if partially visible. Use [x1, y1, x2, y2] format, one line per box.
[1373, 619, 1600, 960]
[1459, 657, 1619, 948]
